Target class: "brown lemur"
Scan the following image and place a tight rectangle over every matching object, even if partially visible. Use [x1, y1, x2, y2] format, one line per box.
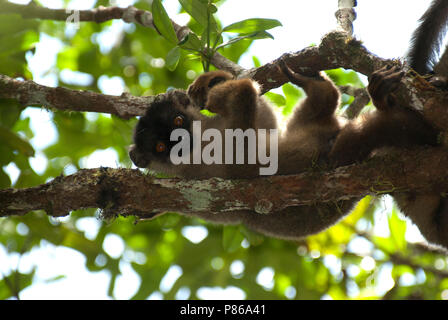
[129, 2, 447, 248]
[129, 64, 442, 244]
[130, 66, 358, 240]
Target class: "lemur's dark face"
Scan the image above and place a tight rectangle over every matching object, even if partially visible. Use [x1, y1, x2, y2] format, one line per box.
[129, 71, 234, 168]
[129, 89, 193, 168]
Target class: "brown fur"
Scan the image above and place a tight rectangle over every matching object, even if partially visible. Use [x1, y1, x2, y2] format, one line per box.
[394, 193, 448, 249]
[187, 70, 233, 108]
[130, 65, 446, 248]
[130, 68, 354, 239]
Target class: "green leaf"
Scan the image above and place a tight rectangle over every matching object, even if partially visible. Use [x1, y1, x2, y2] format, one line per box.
[200, 109, 217, 117]
[166, 46, 181, 71]
[44, 275, 67, 283]
[209, 3, 218, 13]
[240, 226, 264, 246]
[200, 27, 222, 54]
[0, 125, 34, 157]
[0, 270, 35, 299]
[0, 143, 15, 166]
[0, 15, 39, 36]
[152, 0, 178, 44]
[57, 47, 79, 70]
[179, 0, 217, 30]
[325, 68, 364, 87]
[372, 236, 397, 253]
[265, 92, 286, 107]
[388, 207, 407, 252]
[0, 98, 22, 129]
[222, 226, 244, 253]
[178, 32, 202, 51]
[0, 30, 38, 56]
[223, 18, 282, 33]
[216, 31, 273, 50]
[0, 168, 11, 188]
[0, 55, 27, 76]
[219, 35, 253, 64]
[252, 56, 261, 68]
[282, 83, 303, 116]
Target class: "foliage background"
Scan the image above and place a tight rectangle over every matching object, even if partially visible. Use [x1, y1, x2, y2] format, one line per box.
[1, 0, 448, 300]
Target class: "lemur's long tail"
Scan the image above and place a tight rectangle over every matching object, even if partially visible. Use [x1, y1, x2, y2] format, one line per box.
[407, 0, 448, 74]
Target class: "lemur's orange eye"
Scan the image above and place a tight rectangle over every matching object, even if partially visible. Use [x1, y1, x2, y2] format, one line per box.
[156, 142, 166, 153]
[174, 115, 184, 127]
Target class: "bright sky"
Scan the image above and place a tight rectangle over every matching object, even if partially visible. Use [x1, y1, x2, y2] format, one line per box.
[1, 0, 436, 300]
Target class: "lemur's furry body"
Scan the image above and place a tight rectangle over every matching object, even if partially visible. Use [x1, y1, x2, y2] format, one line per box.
[130, 64, 442, 245]
[129, 1, 448, 248]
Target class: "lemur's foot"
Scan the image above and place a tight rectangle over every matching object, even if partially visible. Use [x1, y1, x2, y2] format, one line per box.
[187, 71, 233, 109]
[368, 65, 405, 110]
[278, 60, 325, 88]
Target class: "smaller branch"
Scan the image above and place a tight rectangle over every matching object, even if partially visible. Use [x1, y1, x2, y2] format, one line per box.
[0, 2, 163, 28]
[210, 51, 245, 75]
[339, 85, 371, 119]
[390, 253, 448, 278]
[0, 1, 243, 76]
[344, 222, 448, 268]
[0, 74, 150, 118]
[0, 1, 125, 22]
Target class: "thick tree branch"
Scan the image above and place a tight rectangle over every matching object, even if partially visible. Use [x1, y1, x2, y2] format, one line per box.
[242, 32, 384, 92]
[0, 33, 369, 117]
[1, 147, 448, 219]
[339, 85, 371, 119]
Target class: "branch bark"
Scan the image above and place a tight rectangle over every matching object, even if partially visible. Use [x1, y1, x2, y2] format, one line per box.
[0, 74, 151, 118]
[339, 85, 371, 119]
[1, 147, 448, 219]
